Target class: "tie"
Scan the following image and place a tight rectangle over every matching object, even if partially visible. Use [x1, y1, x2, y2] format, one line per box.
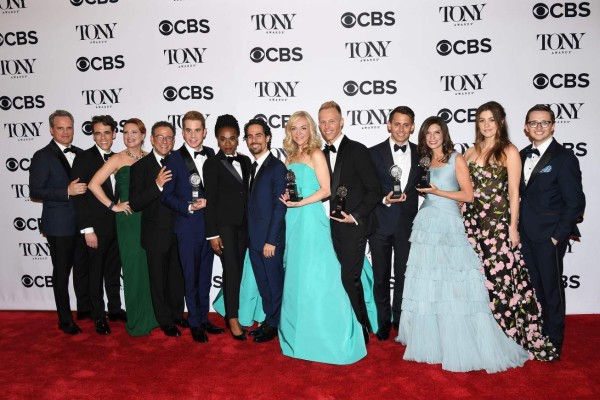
[63, 147, 75, 154]
[194, 149, 206, 158]
[160, 158, 166, 167]
[394, 144, 407, 153]
[249, 161, 258, 189]
[324, 144, 336, 153]
[103, 152, 113, 161]
[526, 148, 540, 158]
[227, 155, 242, 164]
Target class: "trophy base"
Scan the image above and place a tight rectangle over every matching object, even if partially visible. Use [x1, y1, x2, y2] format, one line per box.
[330, 210, 345, 219]
[416, 183, 431, 189]
[289, 196, 303, 202]
[390, 192, 403, 199]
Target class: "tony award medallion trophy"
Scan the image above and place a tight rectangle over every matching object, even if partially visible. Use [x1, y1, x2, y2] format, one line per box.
[189, 173, 201, 204]
[416, 156, 431, 189]
[389, 165, 403, 199]
[330, 185, 348, 219]
[286, 169, 302, 202]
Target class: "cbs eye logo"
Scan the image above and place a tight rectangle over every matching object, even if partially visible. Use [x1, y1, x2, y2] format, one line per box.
[70, 0, 119, 5]
[158, 19, 210, 36]
[249, 47, 302, 63]
[340, 11, 395, 28]
[532, 2, 591, 19]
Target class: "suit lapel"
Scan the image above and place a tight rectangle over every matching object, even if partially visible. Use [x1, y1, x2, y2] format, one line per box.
[93, 146, 115, 198]
[520, 145, 529, 189]
[407, 142, 420, 187]
[218, 152, 243, 185]
[331, 136, 347, 191]
[49, 140, 71, 177]
[253, 153, 272, 190]
[528, 139, 557, 187]
[381, 140, 394, 171]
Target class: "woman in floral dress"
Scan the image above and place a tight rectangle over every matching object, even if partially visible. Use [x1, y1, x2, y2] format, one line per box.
[463, 101, 558, 361]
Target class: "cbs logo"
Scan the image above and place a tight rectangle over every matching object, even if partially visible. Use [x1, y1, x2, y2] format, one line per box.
[21, 275, 53, 288]
[76, 55, 124, 72]
[343, 80, 397, 96]
[163, 86, 214, 101]
[532, 73, 589, 89]
[6, 158, 30, 172]
[436, 38, 491, 56]
[532, 2, 590, 19]
[158, 19, 210, 36]
[340, 11, 395, 28]
[13, 217, 40, 231]
[0, 31, 38, 47]
[0, 95, 45, 111]
[70, 0, 118, 5]
[249, 47, 302, 63]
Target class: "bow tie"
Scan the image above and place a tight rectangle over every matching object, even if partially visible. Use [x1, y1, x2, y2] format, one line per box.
[324, 144, 337, 153]
[194, 149, 206, 158]
[103, 152, 113, 161]
[394, 144, 407, 153]
[526, 148, 540, 158]
[63, 147, 75, 154]
[160, 158, 166, 167]
[227, 155, 242, 164]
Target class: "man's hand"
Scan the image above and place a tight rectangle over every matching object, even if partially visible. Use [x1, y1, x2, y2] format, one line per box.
[330, 211, 356, 224]
[263, 243, 276, 258]
[190, 198, 207, 211]
[68, 178, 87, 196]
[155, 167, 172, 188]
[384, 191, 407, 204]
[210, 237, 224, 255]
[84, 232, 98, 249]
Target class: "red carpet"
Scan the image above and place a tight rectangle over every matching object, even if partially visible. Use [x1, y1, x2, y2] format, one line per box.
[1, 312, 599, 399]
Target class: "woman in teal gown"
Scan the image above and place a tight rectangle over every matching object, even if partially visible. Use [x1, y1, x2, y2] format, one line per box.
[395, 116, 529, 373]
[89, 118, 158, 336]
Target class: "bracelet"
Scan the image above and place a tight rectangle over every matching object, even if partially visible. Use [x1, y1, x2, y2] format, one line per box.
[108, 201, 115, 210]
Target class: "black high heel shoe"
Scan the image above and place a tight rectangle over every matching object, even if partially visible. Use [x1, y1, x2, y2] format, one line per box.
[227, 318, 247, 341]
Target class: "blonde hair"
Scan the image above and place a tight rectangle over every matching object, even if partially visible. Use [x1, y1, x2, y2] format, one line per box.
[283, 111, 322, 160]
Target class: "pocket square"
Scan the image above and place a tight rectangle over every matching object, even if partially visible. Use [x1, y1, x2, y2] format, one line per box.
[540, 165, 552, 173]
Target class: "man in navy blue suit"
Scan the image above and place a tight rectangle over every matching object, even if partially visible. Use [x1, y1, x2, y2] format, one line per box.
[29, 110, 89, 334]
[519, 104, 585, 357]
[368, 106, 421, 341]
[161, 111, 223, 343]
[243, 118, 287, 343]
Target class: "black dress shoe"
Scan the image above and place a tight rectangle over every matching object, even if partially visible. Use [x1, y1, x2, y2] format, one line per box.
[191, 327, 208, 343]
[108, 309, 127, 322]
[95, 318, 111, 335]
[362, 324, 370, 345]
[174, 318, 190, 328]
[161, 325, 181, 337]
[249, 321, 267, 337]
[376, 322, 391, 341]
[231, 331, 247, 341]
[203, 321, 225, 334]
[76, 311, 92, 321]
[254, 324, 277, 343]
[58, 322, 82, 335]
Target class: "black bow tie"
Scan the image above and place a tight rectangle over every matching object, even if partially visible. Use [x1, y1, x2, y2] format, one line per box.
[160, 158, 166, 167]
[103, 152, 113, 161]
[394, 144, 407, 153]
[324, 144, 337, 153]
[63, 147, 75, 154]
[227, 155, 242, 164]
[194, 149, 206, 158]
[526, 148, 540, 158]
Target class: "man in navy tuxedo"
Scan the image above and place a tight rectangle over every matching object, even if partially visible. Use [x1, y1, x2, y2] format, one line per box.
[243, 118, 287, 343]
[319, 101, 381, 343]
[519, 104, 585, 357]
[129, 121, 186, 337]
[161, 111, 223, 343]
[368, 106, 421, 341]
[29, 110, 89, 334]
[71, 115, 125, 335]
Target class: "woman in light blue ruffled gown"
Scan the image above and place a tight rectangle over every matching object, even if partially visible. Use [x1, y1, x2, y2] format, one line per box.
[395, 116, 529, 373]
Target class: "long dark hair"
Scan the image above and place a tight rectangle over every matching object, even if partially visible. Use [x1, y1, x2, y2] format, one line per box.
[474, 101, 511, 166]
[417, 116, 454, 163]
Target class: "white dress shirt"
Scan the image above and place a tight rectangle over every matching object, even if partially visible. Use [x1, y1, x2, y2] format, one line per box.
[524, 138, 552, 185]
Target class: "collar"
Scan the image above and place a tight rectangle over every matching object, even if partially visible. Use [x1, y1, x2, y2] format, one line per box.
[95, 144, 111, 157]
[184, 143, 204, 157]
[533, 137, 553, 158]
[253, 150, 270, 168]
[389, 137, 410, 154]
[330, 133, 345, 150]
[54, 140, 70, 153]
[153, 150, 167, 165]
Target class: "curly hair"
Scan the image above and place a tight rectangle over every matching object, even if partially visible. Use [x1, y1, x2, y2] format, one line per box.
[283, 111, 322, 160]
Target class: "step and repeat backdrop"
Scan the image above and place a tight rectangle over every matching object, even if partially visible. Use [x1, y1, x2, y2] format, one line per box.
[1, 0, 598, 313]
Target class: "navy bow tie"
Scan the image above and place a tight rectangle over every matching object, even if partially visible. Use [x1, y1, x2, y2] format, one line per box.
[394, 144, 407, 153]
[63, 147, 75, 154]
[526, 148, 540, 158]
[194, 149, 206, 158]
[324, 144, 337, 153]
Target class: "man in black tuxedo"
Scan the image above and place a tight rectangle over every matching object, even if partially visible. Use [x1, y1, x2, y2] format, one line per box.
[519, 104, 585, 357]
[243, 118, 287, 343]
[369, 106, 421, 341]
[161, 111, 222, 343]
[204, 114, 252, 341]
[29, 110, 89, 334]
[318, 101, 380, 343]
[129, 121, 186, 337]
[71, 115, 126, 335]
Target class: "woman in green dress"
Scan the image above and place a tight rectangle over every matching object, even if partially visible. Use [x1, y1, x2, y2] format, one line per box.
[89, 118, 158, 336]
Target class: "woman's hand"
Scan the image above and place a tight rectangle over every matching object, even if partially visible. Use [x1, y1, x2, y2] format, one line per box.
[279, 193, 303, 208]
[416, 184, 438, 195]
[113, 201, 132, 215]
[509, 225, 520, 248]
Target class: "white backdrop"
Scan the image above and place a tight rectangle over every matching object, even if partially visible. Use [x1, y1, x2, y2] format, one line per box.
[1, 0, 597, 313]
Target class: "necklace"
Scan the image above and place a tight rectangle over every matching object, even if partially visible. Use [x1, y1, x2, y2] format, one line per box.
[126, 149, 145, 160]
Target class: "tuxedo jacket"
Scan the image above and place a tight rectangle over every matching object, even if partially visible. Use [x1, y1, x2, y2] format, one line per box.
[369, 140, 421, 237]
[326, 135, 381, 235]
[29, 140, 83, 237]
[203, 150, 252, 237]
[247, 153, 287, 251]
[519, 138, 585, 243]
[70, 146, 117, 236]
[129, 153, 176, 253]
[160, 145, 215, 235]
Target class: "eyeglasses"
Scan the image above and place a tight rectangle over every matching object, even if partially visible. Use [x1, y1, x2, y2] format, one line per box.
[527, 120, 552, 128]
[154, 135, 174, 142]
